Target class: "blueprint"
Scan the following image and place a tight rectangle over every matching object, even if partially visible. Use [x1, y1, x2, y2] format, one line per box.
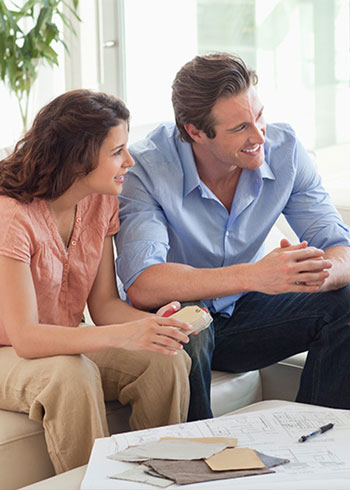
[81, 402, 350, 490]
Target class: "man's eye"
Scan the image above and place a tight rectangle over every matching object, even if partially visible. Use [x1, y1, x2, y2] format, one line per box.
[235, 124, 246, 132]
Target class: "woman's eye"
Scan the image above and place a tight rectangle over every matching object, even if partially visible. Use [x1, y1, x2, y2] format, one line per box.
[113, 149, 123, 156]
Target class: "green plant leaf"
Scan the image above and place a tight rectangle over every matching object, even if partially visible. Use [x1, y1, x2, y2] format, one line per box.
[62, 0, 81, 19]
[0, 0, 80, 130]
[4, 8, 22, 34]
[0, 13, 6, 32]
[35, 6, 52, 34]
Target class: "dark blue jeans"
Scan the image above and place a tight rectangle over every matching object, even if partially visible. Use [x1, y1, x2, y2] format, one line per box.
[182, 285, 350, 421]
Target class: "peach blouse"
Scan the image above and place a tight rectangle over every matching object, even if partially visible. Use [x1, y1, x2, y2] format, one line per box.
[0, 194, 119, 345]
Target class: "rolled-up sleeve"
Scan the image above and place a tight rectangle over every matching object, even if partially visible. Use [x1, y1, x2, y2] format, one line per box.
[115, 160, 170, 292]
[283, 139, 350, 249]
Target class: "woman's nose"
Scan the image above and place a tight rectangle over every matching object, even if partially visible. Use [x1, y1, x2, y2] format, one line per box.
[123, 151, 135, 168]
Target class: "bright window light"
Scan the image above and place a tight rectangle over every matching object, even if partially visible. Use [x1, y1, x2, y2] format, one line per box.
[122, 0, 350, 151]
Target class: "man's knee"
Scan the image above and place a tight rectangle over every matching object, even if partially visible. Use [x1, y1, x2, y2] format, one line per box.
[321, 285, 350, 320]
[333, 284, 350, 307]
[183, 326, 214, 362]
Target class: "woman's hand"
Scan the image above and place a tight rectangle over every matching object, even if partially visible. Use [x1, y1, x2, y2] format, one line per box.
[110, 314, 192, 356]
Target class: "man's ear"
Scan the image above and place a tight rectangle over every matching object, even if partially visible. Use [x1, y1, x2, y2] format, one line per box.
[184, 123, 205, 143]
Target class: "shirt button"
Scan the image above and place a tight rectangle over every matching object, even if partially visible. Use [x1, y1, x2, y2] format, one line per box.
[64, 264, 69, 270]
[76, 217, 81, 223]
[225, 231, 230, 237]
[62, 281, 66, 287]
[216, 298, 219, 301]
[71, 240, 77, 246]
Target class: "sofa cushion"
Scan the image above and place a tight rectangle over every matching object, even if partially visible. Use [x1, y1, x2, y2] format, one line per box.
[260, 352, 306, 401]
[211, 370, 261, 417]
[0, 410, 54, 490]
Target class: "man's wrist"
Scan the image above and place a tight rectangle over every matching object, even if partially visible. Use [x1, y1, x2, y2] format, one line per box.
[227, 262, 254, 293]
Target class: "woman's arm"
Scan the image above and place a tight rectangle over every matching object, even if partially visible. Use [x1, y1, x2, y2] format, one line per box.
[0, 241, 190, 359]
[87, 236, 179, 322]
[87, 236, 157, 324]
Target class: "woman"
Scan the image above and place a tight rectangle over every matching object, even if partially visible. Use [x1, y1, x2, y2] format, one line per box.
[0, 90, 192, 473]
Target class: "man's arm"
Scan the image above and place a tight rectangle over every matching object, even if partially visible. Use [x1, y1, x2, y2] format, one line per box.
[128, 241, 332, 310]
[314, 246, 350, 291]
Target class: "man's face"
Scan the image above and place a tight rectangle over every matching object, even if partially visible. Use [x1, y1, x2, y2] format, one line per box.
[196, 85, 266, 172]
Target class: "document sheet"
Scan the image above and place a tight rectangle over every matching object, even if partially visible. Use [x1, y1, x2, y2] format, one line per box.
[81, 402, 350, 489]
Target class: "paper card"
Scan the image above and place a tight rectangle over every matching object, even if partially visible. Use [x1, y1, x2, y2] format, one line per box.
[160, 436, 237, 447]
[255, 450, 290, 468]
[109, 439, 229, 462]
[169, 306, 212, 333]
[205, 447, 266, 471]
[108, 464, 174, 487]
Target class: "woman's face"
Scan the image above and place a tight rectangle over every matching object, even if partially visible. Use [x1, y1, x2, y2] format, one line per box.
[83, 122, 134, 196]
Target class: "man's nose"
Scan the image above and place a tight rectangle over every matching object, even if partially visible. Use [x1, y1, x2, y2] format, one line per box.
[250, 122, 265, 144]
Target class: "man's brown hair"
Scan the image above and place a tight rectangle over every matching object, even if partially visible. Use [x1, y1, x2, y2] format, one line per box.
[172, 52, 257, 142]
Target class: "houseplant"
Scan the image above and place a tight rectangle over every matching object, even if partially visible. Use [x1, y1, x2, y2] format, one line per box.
[0, 0, 80, 132]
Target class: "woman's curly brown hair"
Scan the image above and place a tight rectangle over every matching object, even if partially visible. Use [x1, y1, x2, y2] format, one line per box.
[0, 89, 130, 203]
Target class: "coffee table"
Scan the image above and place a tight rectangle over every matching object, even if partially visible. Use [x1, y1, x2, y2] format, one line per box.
[18, 400, 295, 489]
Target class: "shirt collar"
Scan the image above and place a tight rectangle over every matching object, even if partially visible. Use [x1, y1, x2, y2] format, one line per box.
[175, 132, 276, 197]
[255, 158, 275, 181]
[175, 135, 202, 196]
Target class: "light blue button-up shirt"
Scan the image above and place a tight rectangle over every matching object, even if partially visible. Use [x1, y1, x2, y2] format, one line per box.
[116, 122, 350, 316]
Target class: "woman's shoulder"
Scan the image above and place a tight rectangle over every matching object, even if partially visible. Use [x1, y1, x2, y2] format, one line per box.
[0, 196, 37, 258]
[79, 194, 119, 236]
[81, 193, 119, 216]
[0, 195, 27, 221]
[0, 194, 20, 207]
[0, 195, 42, 221]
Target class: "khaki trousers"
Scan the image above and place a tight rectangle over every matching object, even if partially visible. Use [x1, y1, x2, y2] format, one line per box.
[0, 346, 191, 474]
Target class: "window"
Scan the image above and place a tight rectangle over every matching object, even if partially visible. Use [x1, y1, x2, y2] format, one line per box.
[2, 0, 349, 158]
[109, 0, 350, 152]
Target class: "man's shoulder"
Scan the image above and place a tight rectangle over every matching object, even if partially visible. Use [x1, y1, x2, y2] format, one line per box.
[129, 122, 179, 164]
[266, 122, 297, 146]
[265, 123, 299, 166]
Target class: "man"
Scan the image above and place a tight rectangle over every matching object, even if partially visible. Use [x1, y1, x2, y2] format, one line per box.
[116, 53, 350, 421]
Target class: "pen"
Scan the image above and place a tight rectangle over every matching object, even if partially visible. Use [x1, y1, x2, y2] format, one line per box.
[298, 423, 334, 443]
